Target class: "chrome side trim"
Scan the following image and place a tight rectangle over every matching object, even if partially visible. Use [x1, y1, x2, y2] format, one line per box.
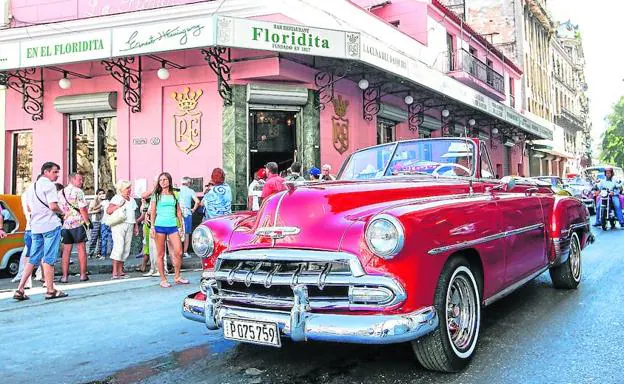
[216, 249, 367, 277]
[483, 266, 548, 306]
[428, 223, 545, 255]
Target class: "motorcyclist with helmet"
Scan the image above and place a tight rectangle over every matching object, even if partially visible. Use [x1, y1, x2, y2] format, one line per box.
[593, 166, 624, 227]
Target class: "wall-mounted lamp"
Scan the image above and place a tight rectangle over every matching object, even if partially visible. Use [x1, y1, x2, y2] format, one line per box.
[441, 109, 450, 118]
[157, 62, 170, 80]
[468, 118, 476, 126]
[492, 127, 499, 135]
[404, 95, 414, 105]
[358, 78, 369, 90]
[58, 72, 71, 90]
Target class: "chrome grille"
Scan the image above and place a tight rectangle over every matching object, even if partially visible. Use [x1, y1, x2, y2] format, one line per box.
[202, 249, 406, 311]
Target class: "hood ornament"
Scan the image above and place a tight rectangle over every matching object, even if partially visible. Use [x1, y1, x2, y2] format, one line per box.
[255, 226, 301, 239]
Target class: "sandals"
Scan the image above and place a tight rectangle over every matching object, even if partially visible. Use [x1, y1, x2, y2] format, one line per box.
[58, 278, 69, 284]
[45, 290, 68, 300]
[174, 278, 190, 285]
[160, 281, 172, 288]
[13, 290, 29, 301]
[80, 276, 90, 282]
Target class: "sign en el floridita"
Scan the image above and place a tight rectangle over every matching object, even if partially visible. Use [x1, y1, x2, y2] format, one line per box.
[20, 30, 112, 68]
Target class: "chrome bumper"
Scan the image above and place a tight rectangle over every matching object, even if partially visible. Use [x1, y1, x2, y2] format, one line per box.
[182, 284, 438, 345]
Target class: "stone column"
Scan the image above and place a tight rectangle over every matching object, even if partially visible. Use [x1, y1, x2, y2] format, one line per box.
[221, 85, 248, 211]
[299, 90, 320, 175]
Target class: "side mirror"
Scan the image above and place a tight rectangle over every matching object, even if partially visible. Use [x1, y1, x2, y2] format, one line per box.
[498, 176, 516, 192]
[489, 175, 516, 194]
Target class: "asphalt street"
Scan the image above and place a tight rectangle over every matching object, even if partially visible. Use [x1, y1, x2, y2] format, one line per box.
[1, 227, 622, 384]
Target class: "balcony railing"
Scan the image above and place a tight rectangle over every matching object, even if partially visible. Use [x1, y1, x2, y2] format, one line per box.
[460, 49, 505, 94]
[555, 107, 585, 131]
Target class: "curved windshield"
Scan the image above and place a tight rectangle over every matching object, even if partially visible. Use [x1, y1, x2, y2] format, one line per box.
[338, 139, 476, 180]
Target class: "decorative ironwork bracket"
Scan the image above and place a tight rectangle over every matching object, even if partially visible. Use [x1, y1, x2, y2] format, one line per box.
[362, 83, 395, 121]
[101, 57, 142, 113]
[407, 101, 425, 134]
[0, 68, 44, 121]
[201, 47, 232, 106]
[441, 109, 453, 137]
[314, 63, 355, 111]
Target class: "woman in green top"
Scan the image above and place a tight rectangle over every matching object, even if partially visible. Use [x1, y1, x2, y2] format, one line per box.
[149, 172, 189, 288]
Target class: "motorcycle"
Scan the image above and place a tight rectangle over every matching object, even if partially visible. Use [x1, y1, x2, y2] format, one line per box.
[599, 189, 617, 230]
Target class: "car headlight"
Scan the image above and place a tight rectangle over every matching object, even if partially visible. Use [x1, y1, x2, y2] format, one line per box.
[192, 225, 214, 258]
[365, 214, 405, 259]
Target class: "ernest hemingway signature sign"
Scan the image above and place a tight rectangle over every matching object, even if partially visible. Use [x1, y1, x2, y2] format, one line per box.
[112, 17, 214, 56]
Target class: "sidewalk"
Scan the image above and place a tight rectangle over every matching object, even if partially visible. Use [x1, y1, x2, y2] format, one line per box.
[55, 252, 203, 276]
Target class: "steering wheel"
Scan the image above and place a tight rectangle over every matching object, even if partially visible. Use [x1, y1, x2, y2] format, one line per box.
[432, 163, 471, 176]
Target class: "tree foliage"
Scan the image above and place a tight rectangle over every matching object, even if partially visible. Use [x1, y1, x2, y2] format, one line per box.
[601, 96, 624, 167]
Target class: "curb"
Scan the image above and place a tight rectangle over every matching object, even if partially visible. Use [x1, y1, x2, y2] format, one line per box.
[53, 257, 203, 276]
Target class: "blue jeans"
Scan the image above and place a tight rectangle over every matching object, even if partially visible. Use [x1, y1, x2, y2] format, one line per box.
[100, 224, 113, 256]
[595, 195, 624, 225]
[29, 227, 61, 267]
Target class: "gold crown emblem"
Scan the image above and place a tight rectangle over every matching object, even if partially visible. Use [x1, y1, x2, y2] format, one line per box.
[171, 87, 203, 111]
[332, 94, 349, 118]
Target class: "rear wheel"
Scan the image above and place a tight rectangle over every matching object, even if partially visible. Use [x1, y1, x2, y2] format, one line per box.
[549, 232, 582, 289]
[412, 256, 481, 372]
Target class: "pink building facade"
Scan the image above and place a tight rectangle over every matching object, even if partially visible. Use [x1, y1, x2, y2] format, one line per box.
[1, 0, 552, 207]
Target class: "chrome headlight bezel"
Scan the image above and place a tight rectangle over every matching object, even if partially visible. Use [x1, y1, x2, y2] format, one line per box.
[365, 214, 405, 259]
[192, 225, 214, 258]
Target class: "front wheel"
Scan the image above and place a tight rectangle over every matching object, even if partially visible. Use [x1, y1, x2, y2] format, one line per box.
[7, 254, 20, 277]
[549, 232, 582, 289]
[601, 208, 607, 231]
[412, 256, 481, 372]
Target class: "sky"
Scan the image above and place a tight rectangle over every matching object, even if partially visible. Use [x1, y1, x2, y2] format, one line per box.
[547, 0, 623, 157]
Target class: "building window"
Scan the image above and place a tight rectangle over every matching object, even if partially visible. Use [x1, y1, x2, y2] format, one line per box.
[419, 129, 432, 139]
[469, 46, 477, 57]
[11, 131, 33, 195]
[69, 115, 117, 195]
[509, 78, 515, 108]
[446, 33, 455, 71]
[377, 119, 396, 145]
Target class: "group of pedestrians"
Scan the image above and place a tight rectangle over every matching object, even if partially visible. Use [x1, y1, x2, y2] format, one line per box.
[12, 162, 236, 299]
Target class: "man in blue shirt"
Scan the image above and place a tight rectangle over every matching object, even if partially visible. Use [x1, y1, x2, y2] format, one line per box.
[179, 177, 200, 258]
[593, 167, 624, 227]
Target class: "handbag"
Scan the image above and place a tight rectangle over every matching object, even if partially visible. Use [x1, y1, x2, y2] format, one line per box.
[103, 200, 127, 227]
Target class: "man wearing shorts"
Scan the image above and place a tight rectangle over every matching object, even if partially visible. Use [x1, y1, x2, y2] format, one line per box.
[178, 177, 200, 259]
[58, 172, 92, 283]
[14, 162, 67, 300]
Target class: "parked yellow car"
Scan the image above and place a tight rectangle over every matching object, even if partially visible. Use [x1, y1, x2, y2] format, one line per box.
[0, 195, 26, 277]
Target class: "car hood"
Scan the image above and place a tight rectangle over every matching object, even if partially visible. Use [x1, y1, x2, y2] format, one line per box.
[227, 177, 471, 252]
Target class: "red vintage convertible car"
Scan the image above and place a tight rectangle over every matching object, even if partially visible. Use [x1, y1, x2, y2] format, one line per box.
[183, 137, 593, 372]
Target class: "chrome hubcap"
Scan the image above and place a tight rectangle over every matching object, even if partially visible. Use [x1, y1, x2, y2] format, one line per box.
[446, 274, 477, 351]
[570, 234, 581, 281]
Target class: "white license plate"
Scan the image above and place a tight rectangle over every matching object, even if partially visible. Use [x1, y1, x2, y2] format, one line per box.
[222, 318, 281, 347]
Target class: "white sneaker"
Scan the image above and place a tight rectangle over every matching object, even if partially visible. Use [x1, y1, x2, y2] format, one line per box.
[11, 276, 21, 283]
[183, 253, 191, 259]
